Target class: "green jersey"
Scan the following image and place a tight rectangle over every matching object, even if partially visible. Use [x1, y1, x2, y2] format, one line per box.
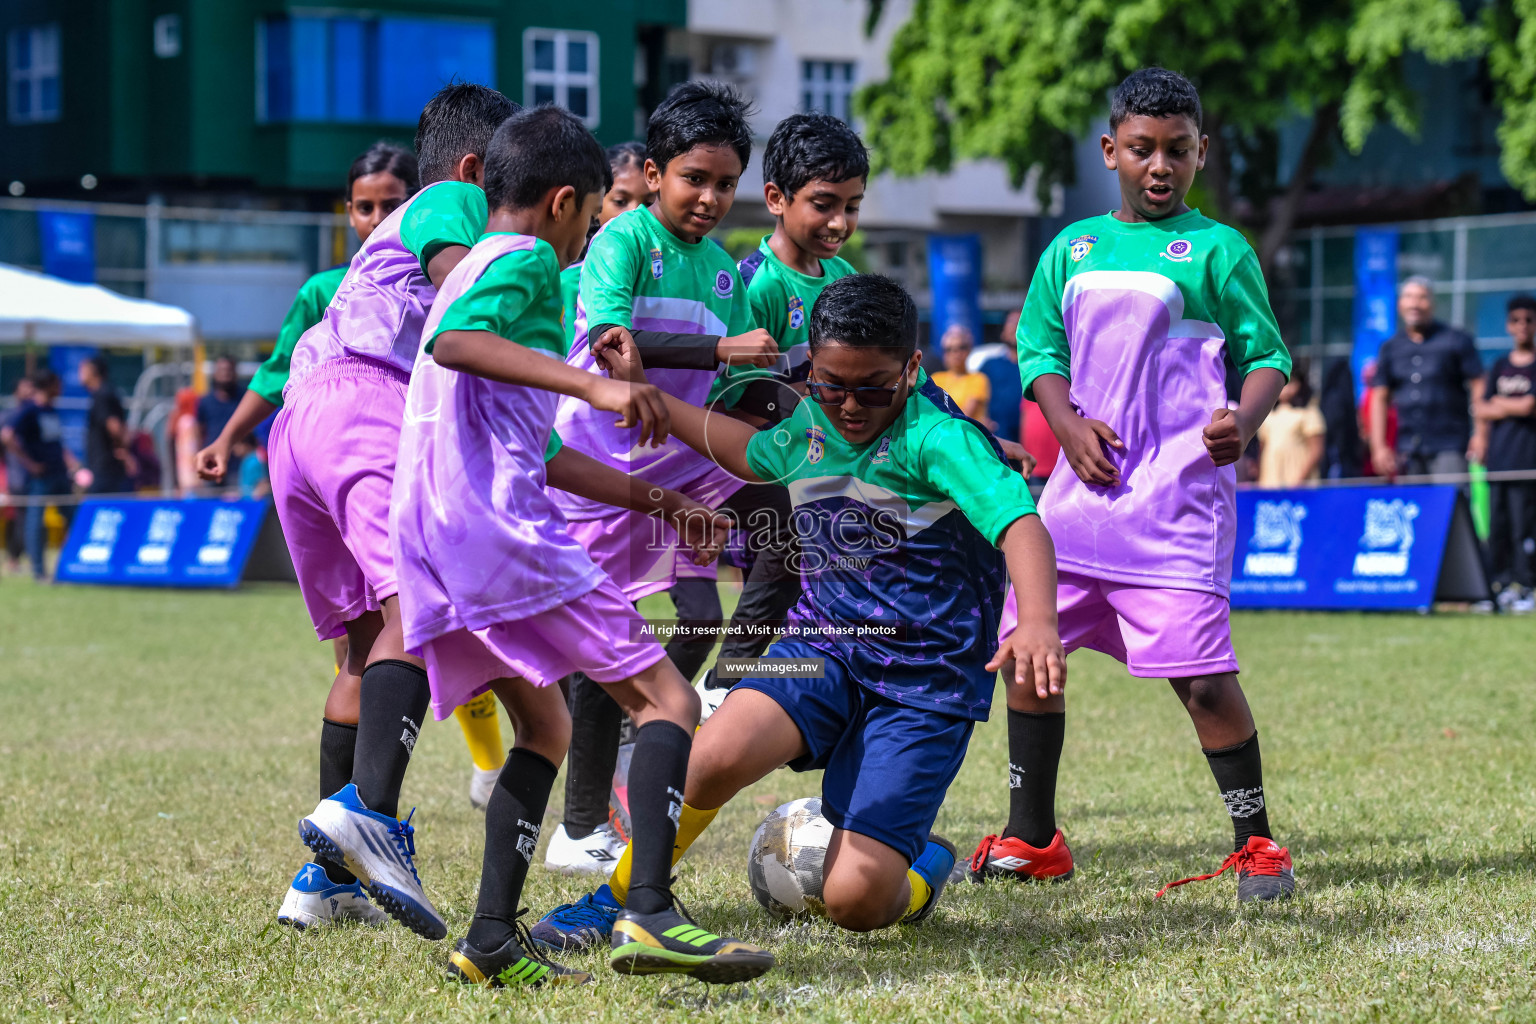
[249, 265, 346, 406]
[710, 235, 857, 405]
[399, 180, 488, 278]
[1017, 208, 1290, 594]
[559, 261, 582, 356]
[745, 369, 1037, 720]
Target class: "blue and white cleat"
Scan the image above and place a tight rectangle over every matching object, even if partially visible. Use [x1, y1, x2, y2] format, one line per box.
[277, 861, 388, 931]
[298, 783, 446, 940]
[528, 884, 621, 952]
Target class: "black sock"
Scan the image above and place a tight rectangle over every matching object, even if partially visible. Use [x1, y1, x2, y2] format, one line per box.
[1203, 731, 1271, 851]
[466, 749, 559, 951]
[624, 720, 691, 915]
[1001, 710, 1065, 848]
[317, 718, 358, 884]
[563, 673, 623, 837]
[350, 659, 430, 819]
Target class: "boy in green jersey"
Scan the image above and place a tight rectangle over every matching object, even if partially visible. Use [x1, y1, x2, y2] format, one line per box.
[718, 112, 867, 423]
[534, 274, 1063, 944]
[972, 68, 1296, 903]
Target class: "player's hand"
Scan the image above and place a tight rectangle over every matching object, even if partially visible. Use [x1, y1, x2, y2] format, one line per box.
[1467, 433, 1487, 465]
[662, 492, 734, 566]
[1058, 415, 1122, 486]
[716, 329, 779, 369]
[591, 326, 648, 384]
[997, 438, 1038, 478]
[1202, 407, 1245, 467]
[195, 438, 231, 482]
[588, 377, 670, 448]
[988, 622, 1066, 699]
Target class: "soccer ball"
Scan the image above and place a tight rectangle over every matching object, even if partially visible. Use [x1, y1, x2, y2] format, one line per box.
[746, 797, 833, 919]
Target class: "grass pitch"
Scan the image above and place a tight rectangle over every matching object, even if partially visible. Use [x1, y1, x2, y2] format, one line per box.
[3, 580, 1536, 1022]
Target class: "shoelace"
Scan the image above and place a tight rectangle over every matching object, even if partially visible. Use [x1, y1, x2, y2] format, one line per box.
[512, 908, 561, 970]
[968, 835, 1002, 874]
[552, 892, 616, 927]
[388, 808, 423, 886]
[1154, 842, 1288, 898]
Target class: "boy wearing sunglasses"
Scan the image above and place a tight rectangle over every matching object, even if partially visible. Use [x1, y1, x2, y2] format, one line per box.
[542, 273, 1063, 936]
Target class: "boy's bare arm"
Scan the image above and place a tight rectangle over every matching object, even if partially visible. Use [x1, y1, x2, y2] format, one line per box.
[1033, 373, 1122, 486]
[658, 393, 764, 483]
[433, 329, 670, 447]
[1204, 367, 1286, 467]
[426, 245, 471, 290]
[987, 514, 1065, 699]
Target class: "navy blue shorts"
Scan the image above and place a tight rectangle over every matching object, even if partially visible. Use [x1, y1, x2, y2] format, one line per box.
[734, 641, 974, 864]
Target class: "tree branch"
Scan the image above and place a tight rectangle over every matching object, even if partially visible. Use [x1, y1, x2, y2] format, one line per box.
[1258, 102, 1340, 280]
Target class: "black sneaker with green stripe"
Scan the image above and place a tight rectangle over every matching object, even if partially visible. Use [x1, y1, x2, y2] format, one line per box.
[446, 932, 591, 989]
[609, 902, 773, 984]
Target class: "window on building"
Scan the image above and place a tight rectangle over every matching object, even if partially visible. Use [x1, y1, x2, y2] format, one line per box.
[524, 29, 599, 127]
[258, 14, 494, 124]
[7, 23, 61, 125]
[801, 60, 856, 122]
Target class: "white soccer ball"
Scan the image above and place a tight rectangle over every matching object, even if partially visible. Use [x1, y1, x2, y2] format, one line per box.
[746, 797, 833, 919]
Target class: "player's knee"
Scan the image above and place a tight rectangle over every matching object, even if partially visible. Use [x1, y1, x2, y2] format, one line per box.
[1177, 673, 1239, 715]
[823, 880, 903, 932]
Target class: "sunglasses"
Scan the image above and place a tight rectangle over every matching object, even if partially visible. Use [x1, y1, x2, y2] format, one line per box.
[805, 376, 906, 409]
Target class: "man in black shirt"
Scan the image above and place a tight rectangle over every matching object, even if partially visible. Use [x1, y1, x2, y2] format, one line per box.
[0, 370, 77, 580]
[1368, 276, 1485, 479]
[1474, 295, 1536, 607]
[79, 355, 134, 494]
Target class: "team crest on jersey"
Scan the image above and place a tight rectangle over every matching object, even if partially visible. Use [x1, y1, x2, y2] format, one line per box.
[788, 294, 805, 330]
[649, 247, 664, 279]
[870, 436, 892, 464]
[806, 425, 826, 464]
[1160, 238, 1194, 263]
[714, 269, 735, 298]
[1068, 235, 1097, 262]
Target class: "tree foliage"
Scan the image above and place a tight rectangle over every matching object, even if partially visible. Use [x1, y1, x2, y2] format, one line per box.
[1489, 0, 1536, 199]
[858, 0, 1487, 272]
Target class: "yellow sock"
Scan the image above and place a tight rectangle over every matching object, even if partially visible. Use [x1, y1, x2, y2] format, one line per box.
[903, 869, 931, 920]
[608, 803, 719, 906]
[454, 691, 505, 772]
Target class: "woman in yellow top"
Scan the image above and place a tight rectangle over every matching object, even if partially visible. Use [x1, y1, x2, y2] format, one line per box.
[931, 324, 993, 426]
[1257, 370, 1326, 487]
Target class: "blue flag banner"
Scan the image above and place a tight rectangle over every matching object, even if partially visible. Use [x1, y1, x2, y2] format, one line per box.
[56, 498, 271, 588]
[1232, 485, 1488, 611]
[1351, 227, 1398, 393]
[927, 233, 983, 348]
[37, 208, 96, 283]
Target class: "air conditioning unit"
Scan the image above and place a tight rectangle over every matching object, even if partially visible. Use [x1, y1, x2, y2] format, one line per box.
[711, 43, 757, 79]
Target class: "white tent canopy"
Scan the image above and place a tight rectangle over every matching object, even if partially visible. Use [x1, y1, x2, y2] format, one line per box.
[0, 263, 196, 346]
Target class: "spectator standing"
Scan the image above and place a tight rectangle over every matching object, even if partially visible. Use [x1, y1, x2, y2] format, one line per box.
[931, 324, 992, 424]
[1319, 358, 1362, 478]
[79, 355, 135, 494]
[968, 308, 1024, 442]
[1474, 294, 1536, 611]
[1, 370, 78, 580]
[1257, 367, 1326, 487]
[197, 356, 246, 485]
[3, 376, 36, 574]
[1369, 277, 1484, 479]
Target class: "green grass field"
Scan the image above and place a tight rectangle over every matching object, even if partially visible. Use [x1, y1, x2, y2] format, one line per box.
[3, 581, 1536, 1022]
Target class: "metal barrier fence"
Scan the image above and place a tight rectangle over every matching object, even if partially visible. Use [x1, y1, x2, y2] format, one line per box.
[1277, 210, 1536, 382]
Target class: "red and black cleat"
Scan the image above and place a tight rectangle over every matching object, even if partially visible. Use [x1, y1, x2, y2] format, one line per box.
[967, 829, 1075, 884]
[1156, 835, 1295, 903]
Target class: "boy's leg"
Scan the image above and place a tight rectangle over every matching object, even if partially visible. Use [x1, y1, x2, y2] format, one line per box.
[1514, 484, 1536, 593]
[547, 671, 625, 872]
[822, 831, 921, 931]
[667, 577, 724, 682]
[349, 594, 429, 819]
[1169, 670, 1271, 849]
[1488, 482, 1515, 591]
[456, 690, 506, 810]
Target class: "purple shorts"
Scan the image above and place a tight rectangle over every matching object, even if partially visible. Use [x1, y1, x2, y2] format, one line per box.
[417, 575, 667, 720]
[999, 571, 1238, 679]
[269, 358, 408, 641]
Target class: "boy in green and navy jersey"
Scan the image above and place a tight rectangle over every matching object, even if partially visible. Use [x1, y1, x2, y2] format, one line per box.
[972, 68, 1296, 904]
[716, 113, 866, 421]
[534, 275, 1064, 941]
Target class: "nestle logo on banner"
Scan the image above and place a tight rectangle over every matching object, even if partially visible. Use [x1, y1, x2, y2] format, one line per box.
[78, 507, 124, 565]
[1352, 499, 1419, 577]
[1244, 500, 1306, 577]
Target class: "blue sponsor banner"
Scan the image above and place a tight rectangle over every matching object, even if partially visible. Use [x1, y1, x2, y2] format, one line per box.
[927, 233, 983, 348]
[38, 208, 96, 283]
[1232, 485, 1459, 611]
[55, 498, 270, 588]
[1351, 227, 1398, 392]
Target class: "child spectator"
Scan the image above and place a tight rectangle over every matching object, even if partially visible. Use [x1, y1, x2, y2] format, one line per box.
[1257, 364, 1325, 487]
[1475, 294, 1536, 611]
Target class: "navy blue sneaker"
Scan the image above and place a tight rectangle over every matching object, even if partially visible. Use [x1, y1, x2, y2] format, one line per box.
[529, 884, 621, 952]
[901, 833, 958, 924]
[298, 783, 446, 941]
